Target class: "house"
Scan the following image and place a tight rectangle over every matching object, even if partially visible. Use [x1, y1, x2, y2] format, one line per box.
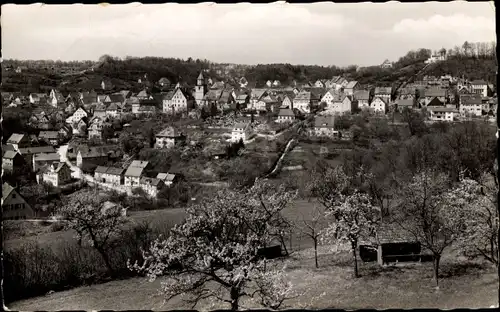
[281, 93, 296, 109]
[470, 80, 489, 97]
[156, 173, 176, 186]
[239, 77, 248, 88]
[6, 133, 30, 151]
[314, 80, 327, 88]
[320, 89, 339, 107]
[460, 94, 483, 117]
[370, 97, 387, 114]
[93, 103, 108, 119]
[326, 95, 355, 115]
[235, 93, 250, 107]
[2, 151, 25, 173]
[310, 116, 337, 137]
[106, 102, 119, 118]
[29, 93, 47, 104]
[395, 99, 415, 112]
[380, 59, 393, 68]
[124, 160, 150, 188]
[66, 107, 89, 124]
[49, 89, 65, 108]
[325, 77, 340, 89]
[18, 146, 56, 167]
[38, 131, 60, 146]
[344, 81, 359, 96]
[139, 177, 164, 198]
[101, 79, 114, 90]
[398, 87, 416, 100]
[272, 80, 281, 87]
[256, 94, 280, 113]
[421, 87, 447, 107]
[137, 89, 152, 100]
[158, 77, 171, 88]
[353, 90, 370, 109]
[71, 118, 88, 136]
[138, 105, 157, 117]
[76, 148, 108, 168]
[428, 107, 458, 122]
[266, 80, 273, 88]
[2, 183, 34, 220]
[88, 117, 106, 140]
[231, 122, 252, 142]
[58, 125, 72, 140]
[425, 53, 446, 64]
[250, 89, 268, 109]
[32, 153, 61, 172]
[119, 90, 133, 99]
[162, 88, 195, 115]
[40, 162, 72, 187]
[276, 108, 296, 123]
[374, 87, 392, 105]
[94, 166, 125, 186]
[155, 127, 186, 149]
[427, 97, 445, 107]
[293, 91, 312, 114]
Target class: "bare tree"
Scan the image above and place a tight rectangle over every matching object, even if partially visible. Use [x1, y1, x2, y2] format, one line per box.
[294, 203, 326, 268]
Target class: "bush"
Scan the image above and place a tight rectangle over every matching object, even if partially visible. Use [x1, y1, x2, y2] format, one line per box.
[50, 222, 65, 232]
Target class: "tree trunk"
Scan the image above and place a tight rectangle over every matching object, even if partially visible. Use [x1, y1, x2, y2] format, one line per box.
[314, 237, 319, 268]
[230, 286, 239, 311]
[433, 254, 441, 288]
[352, 241, 359, 278]
[96, 246, 114, 276]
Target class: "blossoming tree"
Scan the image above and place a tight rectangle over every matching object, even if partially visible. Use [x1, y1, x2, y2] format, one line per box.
[129, 180, 297, 310]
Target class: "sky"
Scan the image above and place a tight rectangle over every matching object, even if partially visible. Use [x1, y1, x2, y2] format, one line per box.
[1, 1, 496, 67]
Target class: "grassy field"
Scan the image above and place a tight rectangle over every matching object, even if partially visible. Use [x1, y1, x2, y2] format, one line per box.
[7, 245, 497, 311]
[3, 200, 322, 252]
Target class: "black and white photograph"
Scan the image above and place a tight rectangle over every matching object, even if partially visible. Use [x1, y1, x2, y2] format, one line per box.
[1, 1, 498, 310]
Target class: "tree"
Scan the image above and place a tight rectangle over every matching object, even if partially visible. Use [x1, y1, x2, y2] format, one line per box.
[294, 203, 326, 268]
[401, 107, 427, 136]
[57, 189, 127, 275]
[129, 181, 296, 310]
[321, 191, 380, 278]
[455, 172, 499, 265]
[393, 170, 473, 288]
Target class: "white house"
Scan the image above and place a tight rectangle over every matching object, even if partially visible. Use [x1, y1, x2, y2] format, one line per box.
[344, 81, 359, 96]
[276, 108, 296, 123]
[40, 162, 72, 187]
[320, 89, 338, 106]
[155, 127, 185, 149]
[162, 88, 194, 114]
[470, 80, 489, 97]
[326, 95, 353, 115]
[124, 160, 150, 188]
[94, 166, 125, 186]
[66, 107, 89, 124]
[310, 116, 338, 137]
[293, 91, 312, 114]
[428, 107, 458, 122]
[370, 97, 387, 114]
[425, 54, 446, 64]
[231, 122, 252, 142]
[460, 95, 483, 117]
[139, 177, 164, 198]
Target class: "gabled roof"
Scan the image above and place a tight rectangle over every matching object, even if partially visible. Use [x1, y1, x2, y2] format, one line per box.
[471, 80, 488, 85]
[294, 91, 311, 101]
[107, 102, 118, 111]
[137, 90, 149, 98]
[197, 72, 205, 80]
[108, 94, 125, 103]
[39, 131, 59, 139]
[345, 81, 358, 89]
[125, 160, 149, 177]
[314, 116, 335, 128]
[353, 90, 370, 101]
[278, 108, 295, 117]
[428, 106, 458, 113]
[424, 87, 446, 98]
[18, 145, 55, 155]
[375, 87, 392, 95]
[54, 162, 69, 173]
[427, 97, 444, 107]
[233, 122, 250, 130]
[371, 96, 387, 105]
[3, 150, 20, 159]
[140, 176, 162, 187]
[2, 183, 16, 202]
[157, 172, 176, 182]
[33, 152, 60, 162]
[461, 94, 482, 105]
[157, 126, 182, 137]
[251, 89, 268, 100]
[396, 99, 414, 107]
[7, 133, 26, 144]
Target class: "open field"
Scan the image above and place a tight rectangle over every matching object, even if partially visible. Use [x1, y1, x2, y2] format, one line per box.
[7, 245, 497, 311]
[3, 199, 323, 252]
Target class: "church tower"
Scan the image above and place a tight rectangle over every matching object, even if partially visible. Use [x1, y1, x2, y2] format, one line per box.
[195, 71, 207, 106]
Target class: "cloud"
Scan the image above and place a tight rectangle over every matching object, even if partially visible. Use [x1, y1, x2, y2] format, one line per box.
[392, 14, 496, 42]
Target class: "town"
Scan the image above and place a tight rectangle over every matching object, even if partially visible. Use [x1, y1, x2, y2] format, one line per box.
[2, 40, 499, 310]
